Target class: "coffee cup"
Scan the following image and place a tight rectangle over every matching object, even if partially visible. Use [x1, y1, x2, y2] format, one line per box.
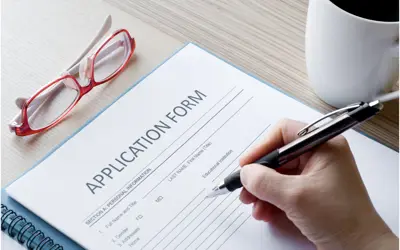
[306, 0, 399, 107]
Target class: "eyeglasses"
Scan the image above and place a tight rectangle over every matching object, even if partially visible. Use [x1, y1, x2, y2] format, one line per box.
[9, 15, 136, 136]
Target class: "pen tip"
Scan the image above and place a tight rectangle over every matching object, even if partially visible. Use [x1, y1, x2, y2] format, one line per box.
[204, 186, 219, 199]
[204, 183, 230, 198]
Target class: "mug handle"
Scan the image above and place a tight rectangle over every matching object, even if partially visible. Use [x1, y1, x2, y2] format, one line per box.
[375, 37, 399, 103]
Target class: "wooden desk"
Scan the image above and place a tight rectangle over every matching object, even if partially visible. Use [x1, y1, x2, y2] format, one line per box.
[107, 0, 399, 149]
[2, 0, 398, 187]
[1, 0, 183, 186]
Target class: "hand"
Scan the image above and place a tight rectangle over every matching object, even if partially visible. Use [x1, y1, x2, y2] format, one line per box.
[239, 119, 398, 250]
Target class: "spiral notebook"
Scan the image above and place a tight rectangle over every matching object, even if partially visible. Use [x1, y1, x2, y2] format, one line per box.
[1, 43, 398, 250]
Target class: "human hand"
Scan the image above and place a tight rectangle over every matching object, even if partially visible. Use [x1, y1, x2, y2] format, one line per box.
[239, 119, 398, 250]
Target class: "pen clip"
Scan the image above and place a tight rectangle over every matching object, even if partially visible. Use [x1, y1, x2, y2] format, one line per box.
[297, 102, 363, 137]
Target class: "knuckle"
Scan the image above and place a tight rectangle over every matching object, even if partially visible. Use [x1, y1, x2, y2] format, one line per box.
[286, 185, 307, 208]
[332, 135, 351, 151]
[335, 135, 348, 146]
[249, 174, 268, 196]
[278, 118, 290, 124]
[277, 118, 291, 128]
[277, 118, 293, 135]
[277, 118, 307, 132]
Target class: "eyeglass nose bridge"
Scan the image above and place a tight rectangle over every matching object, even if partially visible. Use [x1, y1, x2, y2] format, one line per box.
[78, 57, 94, 88]
[80, 56, 99, 96]
[79, 57, 93, 81]
[85, 57, 94, 79]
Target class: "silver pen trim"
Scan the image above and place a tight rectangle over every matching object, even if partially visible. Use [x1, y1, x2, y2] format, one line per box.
[205, 100, 383, 198]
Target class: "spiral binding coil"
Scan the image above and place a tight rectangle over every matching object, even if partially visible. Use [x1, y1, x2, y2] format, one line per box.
[1, 204, 63, 250]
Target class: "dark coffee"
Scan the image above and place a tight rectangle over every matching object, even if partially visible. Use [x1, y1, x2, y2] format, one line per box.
[330, 0, 399, 22]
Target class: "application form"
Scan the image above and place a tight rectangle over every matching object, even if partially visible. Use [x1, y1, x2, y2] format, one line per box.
[6, 44, 398, 250]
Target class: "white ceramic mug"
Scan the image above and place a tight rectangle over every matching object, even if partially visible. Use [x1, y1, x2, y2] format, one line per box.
[306, 0, 399, 108]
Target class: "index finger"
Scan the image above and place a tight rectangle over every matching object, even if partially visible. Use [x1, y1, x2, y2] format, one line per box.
[239, 119, 307, 166]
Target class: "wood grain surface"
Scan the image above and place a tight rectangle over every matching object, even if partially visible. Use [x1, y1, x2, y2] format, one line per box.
[106, 0, 399, 150]
[1, 0, 398, 187]
[1, 0, 183, 186]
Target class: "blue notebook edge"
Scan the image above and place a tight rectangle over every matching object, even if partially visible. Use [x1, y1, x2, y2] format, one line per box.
[2, 42, 397, 249]
[1, 190, 83, 249]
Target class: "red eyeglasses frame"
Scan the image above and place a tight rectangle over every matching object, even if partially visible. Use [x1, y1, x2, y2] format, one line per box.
[14, 29, 136, 136]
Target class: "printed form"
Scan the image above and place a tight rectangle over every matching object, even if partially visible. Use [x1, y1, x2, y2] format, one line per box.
[6, 44, 398, 250]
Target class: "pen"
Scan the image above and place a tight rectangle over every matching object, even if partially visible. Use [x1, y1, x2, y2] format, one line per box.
[206, 100, 383, 198]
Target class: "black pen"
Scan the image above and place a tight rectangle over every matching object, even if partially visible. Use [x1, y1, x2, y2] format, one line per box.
[205, 100, 383, 198]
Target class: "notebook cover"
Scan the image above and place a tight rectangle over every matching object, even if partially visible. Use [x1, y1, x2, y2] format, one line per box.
[1, 189, 83, 249]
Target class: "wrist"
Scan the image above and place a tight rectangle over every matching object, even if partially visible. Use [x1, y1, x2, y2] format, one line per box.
[342, 214, 397, 250]
[316, 212, 397, 250]
[359, 231, 398, 250]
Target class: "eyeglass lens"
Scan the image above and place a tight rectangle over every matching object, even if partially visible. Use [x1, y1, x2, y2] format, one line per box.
[27, 77, 79, 130]
[93, 31, 131, 82]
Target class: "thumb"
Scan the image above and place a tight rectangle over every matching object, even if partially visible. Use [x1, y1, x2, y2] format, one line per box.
[241, 164, 298, 209]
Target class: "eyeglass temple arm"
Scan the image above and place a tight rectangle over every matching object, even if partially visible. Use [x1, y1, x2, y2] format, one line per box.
[68, 39, 123, 75]
[66, 15, 112, 72]
[26, 40, 122, 107]
[9, 16, 133, 132]
[9, 39, 124, 132]
[9, 15, 113, 131]
[32, 34, 123, 109]
[28, 38, 124, 110]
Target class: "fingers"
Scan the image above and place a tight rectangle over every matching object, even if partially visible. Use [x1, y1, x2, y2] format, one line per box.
[240, 189, 282, 222]
[239, 189, 257, 204]
[240, 119, 307, 166]
[252, 200, 281, 222]
[252, 200, 269, 221]
[241, 163, 298, 209]
[237, 119, 311, 222]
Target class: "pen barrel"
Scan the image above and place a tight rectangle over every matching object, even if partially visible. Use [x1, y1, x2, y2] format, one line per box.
[254, 149, 280, 168]
[224, 170, 242, 191]
[278, 114, 360, 166]
[223, 149, 280, 192]
[220, 102, 381, 195]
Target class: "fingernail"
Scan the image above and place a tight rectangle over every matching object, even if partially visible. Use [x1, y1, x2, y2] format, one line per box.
[240, 152, 249, 161]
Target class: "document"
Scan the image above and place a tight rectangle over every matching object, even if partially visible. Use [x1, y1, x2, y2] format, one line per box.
[6, 44, 398, 249]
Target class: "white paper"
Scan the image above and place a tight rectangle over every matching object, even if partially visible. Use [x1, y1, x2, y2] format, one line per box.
[6, 44, 398, 250]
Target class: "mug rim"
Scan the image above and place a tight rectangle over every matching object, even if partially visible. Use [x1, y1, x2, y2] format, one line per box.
[327, 0, 399, 25]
